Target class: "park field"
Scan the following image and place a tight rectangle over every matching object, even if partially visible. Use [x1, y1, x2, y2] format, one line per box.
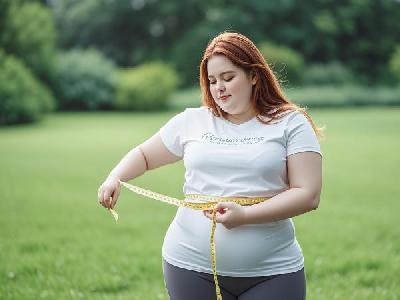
[0, 108, 399, 299]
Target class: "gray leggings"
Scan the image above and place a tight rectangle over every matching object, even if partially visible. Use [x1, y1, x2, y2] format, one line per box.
[162, 259, 306, 300]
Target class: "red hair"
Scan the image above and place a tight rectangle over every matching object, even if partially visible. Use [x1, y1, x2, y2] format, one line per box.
[199, 32, 323, 139]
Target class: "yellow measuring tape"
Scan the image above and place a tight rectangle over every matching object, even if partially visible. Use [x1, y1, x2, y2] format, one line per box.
[108, 180, 269, 300]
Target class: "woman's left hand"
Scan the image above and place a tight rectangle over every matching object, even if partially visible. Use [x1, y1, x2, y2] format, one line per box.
[203, 202, 247, 229]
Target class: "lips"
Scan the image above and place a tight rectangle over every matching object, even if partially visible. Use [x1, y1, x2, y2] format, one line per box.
[219, 95, 231, 101]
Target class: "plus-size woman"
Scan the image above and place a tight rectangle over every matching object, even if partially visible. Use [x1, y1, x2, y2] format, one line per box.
[98, 32, 323, 300]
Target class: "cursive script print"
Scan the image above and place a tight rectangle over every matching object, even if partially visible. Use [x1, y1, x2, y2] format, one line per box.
[201, 132, 265, 145]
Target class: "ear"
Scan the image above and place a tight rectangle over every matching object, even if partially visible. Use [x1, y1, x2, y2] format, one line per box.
[250, 70, 257, 85]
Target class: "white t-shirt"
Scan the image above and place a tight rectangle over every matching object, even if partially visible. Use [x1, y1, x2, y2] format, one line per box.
[159, 106, 322, 277]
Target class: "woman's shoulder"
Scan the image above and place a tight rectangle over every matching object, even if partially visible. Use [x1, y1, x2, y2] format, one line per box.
[257, 109, 301, 125]
[182, 106, 212, 118]
[272, 109, 308, 124]
[285, 110, 311, 126]
[184, 106, 210, 113]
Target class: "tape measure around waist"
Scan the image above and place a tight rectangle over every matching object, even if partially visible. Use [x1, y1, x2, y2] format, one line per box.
[108, 180, 269, 300]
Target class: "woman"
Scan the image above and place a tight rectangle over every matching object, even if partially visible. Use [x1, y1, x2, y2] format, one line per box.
[98, 32, 323, 300]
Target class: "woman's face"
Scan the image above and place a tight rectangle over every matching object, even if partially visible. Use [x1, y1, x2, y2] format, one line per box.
[207, 54, 256, 118]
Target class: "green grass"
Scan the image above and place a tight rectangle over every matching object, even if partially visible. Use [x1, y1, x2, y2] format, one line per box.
[0, 108, 399, 299]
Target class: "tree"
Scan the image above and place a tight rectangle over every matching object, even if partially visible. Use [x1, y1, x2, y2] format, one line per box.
[0, 1, 57, 85]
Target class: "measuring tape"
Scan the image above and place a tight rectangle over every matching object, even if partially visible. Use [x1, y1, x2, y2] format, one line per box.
[108, 180, 269, 300]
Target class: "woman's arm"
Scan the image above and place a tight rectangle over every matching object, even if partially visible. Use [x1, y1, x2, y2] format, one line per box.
[243, 151, 322, 224]
[107, 132, 181, 181]
[204, 151, 322, 228]
[98, 133, 181, 209]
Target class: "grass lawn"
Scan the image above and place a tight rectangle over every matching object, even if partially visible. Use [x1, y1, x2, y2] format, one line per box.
[0, 108, 399, 299]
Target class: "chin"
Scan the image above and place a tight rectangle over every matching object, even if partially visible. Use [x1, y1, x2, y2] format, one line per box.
[218, 106, 234, 115]
[222, 107, 241, 115]
[216, 102, 235, 114]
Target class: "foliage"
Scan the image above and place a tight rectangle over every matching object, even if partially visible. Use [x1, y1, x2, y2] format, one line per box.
[50, 0, 205, 66]
[115, 62, 178, 111]
[49, 0, 400, 86]
[389, 45, 400, 83]
[170, 24, 223, 87]
[0, 1, 56, 85]
[0, 1, 10, 32]
[0, 50, 54, 125]
[55, 49, 117, 110]
[259, 42, 305, 86]
[302, 62, 355, 86]
[286, 85, 400, 108]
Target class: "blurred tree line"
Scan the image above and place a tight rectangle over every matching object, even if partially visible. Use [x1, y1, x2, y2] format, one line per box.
[1, 0, 400, 125]
[50, 0, 400, 86]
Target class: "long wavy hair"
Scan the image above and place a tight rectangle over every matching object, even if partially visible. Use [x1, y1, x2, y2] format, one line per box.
[199, 32, 323, 139]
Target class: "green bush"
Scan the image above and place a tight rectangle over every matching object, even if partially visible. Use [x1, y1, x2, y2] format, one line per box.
[116, 62, 179, 111]
[0, 2, 56, 84]
[258, 42, 305, 85]
[170, 25, 221, 87]
[0, 50, 54, 125]
[303, 62, 355, 86]
[55, 49, 117, 110]
[286, 85, 400, 108]
[389, 45, 400, 84]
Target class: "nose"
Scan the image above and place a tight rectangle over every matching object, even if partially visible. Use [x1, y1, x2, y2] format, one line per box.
[216, 81, 226, 92]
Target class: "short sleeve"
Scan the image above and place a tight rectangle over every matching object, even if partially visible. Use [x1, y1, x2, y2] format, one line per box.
[285, 112, 322, 157]
[159, 110, 186, 157]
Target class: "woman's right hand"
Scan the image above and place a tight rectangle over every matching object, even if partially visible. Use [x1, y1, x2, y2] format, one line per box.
[97, 176, 121, 210]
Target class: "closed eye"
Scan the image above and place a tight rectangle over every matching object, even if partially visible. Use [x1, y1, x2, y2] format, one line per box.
[209, 77, 234, 85]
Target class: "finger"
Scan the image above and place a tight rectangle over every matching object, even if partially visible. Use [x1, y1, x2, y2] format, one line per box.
[103, 190, 112, 209]
[216, 210, 232, 223]
[218, 207, 227, 214]
[203, 211, 212, 219]
[216, 215, 226, 223]
[99, 190, 106, 207]
[111, 186, 120, 209]
[110, 192, 118, 209]
[101, 190, 107, 208]
[216, 202, 233, 210]
[106, 197, 112, 209]
[97, 186, 103, 202]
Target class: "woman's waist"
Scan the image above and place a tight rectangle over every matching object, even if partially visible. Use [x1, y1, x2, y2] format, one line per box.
[182, 186, 285, 200]
[172, 208, 295, 242]
[163, 211, 300, 270]
[183, 194, 271, 208]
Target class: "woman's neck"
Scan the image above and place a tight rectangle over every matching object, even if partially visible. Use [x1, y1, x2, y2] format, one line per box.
[226, 108, 256, 125]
